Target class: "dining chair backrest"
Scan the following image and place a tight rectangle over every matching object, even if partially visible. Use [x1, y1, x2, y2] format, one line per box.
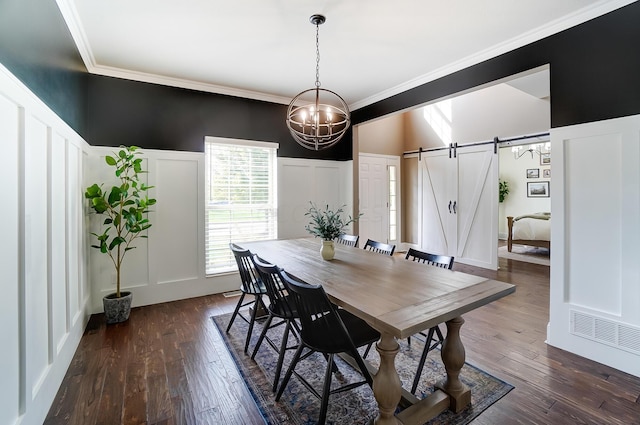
[280, 270, 359, 353]
[405, 247, 454, 270]
[336, 233, 359, 247]
[363, 238, 396, 256]
[229, 243, 264, 293]
[252, 255, 297, 319]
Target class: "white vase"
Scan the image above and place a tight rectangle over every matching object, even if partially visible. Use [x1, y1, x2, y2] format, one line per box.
[320, 240, 335, 260]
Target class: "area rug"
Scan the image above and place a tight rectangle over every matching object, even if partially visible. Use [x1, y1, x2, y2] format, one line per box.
[212, 313, 513, 425]
[498, 245, 550, 266]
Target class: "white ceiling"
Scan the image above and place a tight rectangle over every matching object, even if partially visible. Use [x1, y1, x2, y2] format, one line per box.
[56, 0, 632, 109]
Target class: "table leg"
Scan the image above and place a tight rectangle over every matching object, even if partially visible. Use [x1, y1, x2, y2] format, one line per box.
[436, 316, 471, 413]
[373, 331, 402, 425]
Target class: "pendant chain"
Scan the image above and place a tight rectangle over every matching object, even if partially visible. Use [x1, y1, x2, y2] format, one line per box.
[315, 23, 321, 88]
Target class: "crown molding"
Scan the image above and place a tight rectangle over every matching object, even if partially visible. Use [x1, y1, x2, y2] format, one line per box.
[88, 65, 292, 105]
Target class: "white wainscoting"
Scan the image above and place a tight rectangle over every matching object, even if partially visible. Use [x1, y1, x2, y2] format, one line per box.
[85, 153, 355, 312]
[0, 64, 90, 425]
[278, 157, 354, 240]
[86, 147, 239, 311]
[548, 114, 640, 378]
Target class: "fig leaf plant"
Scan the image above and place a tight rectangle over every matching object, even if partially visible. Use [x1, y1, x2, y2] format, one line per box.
[85, 146, 156, 298]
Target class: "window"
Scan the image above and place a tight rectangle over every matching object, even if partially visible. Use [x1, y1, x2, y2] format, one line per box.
[388, 165, 397, 242]
[205, 137, 278, 274]
[422, 99, 452, 146]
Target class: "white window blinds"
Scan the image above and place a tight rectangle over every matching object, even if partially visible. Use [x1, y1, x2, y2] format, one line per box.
[204, 137, 278, 274]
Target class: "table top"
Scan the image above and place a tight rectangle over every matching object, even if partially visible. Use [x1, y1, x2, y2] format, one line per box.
[242, 238, 515, 338]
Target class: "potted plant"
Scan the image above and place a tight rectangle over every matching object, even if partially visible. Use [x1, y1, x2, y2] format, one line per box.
[85, 146, 156, 324]
[304, 202, 361, 260]
[499, 179, 510, 203]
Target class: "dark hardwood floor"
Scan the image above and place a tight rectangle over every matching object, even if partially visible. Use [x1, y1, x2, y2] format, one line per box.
[45, 254, 640, 424]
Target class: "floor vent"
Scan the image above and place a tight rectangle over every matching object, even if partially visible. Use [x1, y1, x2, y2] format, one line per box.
[223, 290, 242, 298]
[570, 310, 640, 355]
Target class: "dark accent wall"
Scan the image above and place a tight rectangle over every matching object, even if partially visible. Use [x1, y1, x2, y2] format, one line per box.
[86, 75, 353, 159]
[2, 0, 640, 153]
[0, 0, 88, 136]
[353, 2, 640, 129]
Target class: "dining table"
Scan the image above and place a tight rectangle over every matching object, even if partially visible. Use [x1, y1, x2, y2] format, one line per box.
[242, 238, 515, 425]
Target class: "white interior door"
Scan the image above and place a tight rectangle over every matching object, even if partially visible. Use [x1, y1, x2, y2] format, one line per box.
[455, 145, 498, 269]
[419, 150, 456, 256]
[359, 154, 400, 246]
[420, 145, 498, 269]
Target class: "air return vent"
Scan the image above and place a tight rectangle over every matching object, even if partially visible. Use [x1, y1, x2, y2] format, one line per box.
[570, 310, 640, 355]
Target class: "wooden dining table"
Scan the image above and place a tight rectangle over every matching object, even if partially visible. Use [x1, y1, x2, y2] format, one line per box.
[242, 238, 515, 425]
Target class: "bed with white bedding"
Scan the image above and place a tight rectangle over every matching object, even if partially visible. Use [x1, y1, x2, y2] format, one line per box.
[507, 212, 551, 252]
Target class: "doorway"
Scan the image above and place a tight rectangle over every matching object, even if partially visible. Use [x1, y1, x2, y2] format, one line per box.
[358, 153, 401, 247]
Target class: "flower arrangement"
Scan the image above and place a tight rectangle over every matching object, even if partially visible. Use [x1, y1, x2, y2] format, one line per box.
[304, 202, 361, 241]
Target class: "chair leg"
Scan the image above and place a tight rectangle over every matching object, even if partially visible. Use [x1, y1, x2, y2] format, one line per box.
[250, 314, 274, 358]
[411, 326, 442, 394]
[318, 354, 335, 425]
[275, 343, 305, 401]
[272, 320, 293, 392]
[226, 293, 246, 333]
[244, 294, 261, 354]
[362, 342, 374, 359]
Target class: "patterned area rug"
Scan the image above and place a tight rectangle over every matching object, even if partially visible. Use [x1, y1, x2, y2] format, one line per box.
[212, 313, 513, 425]
[498, 245, 550, 266]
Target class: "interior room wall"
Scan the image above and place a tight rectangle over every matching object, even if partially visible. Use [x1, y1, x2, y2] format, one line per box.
[1, 64, 90, 425]
[498, 146, 551, 238]
[357, 113, 405, 156]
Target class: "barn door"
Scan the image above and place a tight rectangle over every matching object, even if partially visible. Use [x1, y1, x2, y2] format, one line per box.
[455, 145, 498, 269]
[419, 149, 456, 256]
[420, 144, 498, 269]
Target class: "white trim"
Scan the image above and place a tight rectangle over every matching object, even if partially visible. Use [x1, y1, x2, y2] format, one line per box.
[204, 136, 279, 150]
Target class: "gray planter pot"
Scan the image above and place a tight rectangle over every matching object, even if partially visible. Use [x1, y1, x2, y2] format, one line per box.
[103, 291, 133, 324]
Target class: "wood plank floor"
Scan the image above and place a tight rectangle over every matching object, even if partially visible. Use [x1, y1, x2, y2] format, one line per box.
[45, 255, 640, 424]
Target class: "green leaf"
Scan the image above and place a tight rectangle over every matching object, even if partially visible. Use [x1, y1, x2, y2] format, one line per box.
[91, 197, 108, 213]
[107, 187, 122, 205]
[105, 156, 117, 166]
[108, 236, 126, 251]
[85, 183, 102, 198]
[119, 149, 127, 159]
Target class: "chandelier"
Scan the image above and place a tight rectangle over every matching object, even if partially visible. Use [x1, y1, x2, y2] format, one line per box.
[286, 14, 350, 151]
[512, 142, 550, 159]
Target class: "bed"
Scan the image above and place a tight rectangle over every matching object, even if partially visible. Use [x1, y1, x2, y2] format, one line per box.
[507, 212, 551, 252]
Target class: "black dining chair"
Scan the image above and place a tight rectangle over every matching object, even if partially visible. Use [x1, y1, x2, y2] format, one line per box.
[336, 233, 359, 247]
[227, 243, 268, 354]
[251, 255, 301, 392]
[405, 247, 454, 394]
[363, 238, 396, 256]
[275, 270, 380, 425]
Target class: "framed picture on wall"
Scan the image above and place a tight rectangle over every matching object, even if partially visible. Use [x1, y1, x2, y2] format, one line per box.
[540, 152, 551, 165]
[543, 168, 551, 178]
[527, 168, 539, 178]
[527, 181, 550, 197]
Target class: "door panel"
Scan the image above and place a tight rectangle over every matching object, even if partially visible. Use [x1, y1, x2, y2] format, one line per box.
[456, 146, 498, 269]
[359, 155, 400, 246]
[420, 145, 497, 269]
[420, 151, 455, 255]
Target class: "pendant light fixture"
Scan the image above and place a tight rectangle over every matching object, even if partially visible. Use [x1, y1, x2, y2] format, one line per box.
[286, 14, 350, 150]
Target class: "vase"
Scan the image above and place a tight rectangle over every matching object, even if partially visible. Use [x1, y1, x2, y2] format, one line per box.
[103, 291, 133, 324]
[320, 240, 335, 260]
